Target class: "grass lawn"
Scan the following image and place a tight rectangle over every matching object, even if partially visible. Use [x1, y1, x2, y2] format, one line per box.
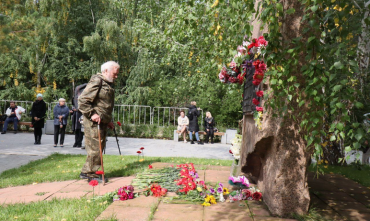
[0, 197, 115, 221]
[308, 164, 370, 187]
[0, 153, 232, 188]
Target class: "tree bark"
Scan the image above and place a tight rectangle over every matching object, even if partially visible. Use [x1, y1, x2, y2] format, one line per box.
[241, 0, 313, 217]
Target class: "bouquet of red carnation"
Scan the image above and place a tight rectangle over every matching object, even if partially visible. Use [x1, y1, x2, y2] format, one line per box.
[143, 184, 167, 197]
[113, 185, 136, 201]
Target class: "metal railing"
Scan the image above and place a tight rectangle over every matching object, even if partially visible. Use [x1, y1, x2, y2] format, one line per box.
[0, 100, 204, 127]
[113, 105, 152, 125]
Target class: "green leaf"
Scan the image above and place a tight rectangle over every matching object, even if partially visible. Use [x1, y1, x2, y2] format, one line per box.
[336, 123, 344, 131]
[330, 135, 336, 141]
[311, 5, 319, 12]
[344, 146, 351, 153]
[287, 49, 294, 53]
[308, 36, 316, 43]
[334, 61, 344, 69]
[354, 142, 361, 149]
[286, 8, 295, 14]
[336, 103, 345, 109]
[276, 3, 283, 12]
[333, 85, 342, 92]
[270, 79, 277, 85]
[355, 102, 364, 109]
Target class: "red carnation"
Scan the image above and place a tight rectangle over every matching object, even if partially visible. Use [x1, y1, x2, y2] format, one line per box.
[89, 180, 98, 187]
[95, 171, 104, 175]
[117, 121, 122, 126]
[228, 76, 238, 83]
[140, 147, 145, 150]
[148, 165, 153, 169]
[137, 151, 142, 154]
[244, 189, 253, 198]
[256, 61, 267, 72]
[252, 80, 262, 86]
[253, 72, 264, 80]
[256, 36, 268, 47]
[252, 191, 263, 201]
[253, 60, 261, 68]
[229, 150, 233, 154]
[252, 98, 260, 106]
[256, 107, 263, 112]
[256, 91, 264, 97]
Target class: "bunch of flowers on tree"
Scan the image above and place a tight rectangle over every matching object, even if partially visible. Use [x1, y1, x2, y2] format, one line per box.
[229, 134, 242, 164]
[218, 36, 268, 129]
[113, 185, 136, 201]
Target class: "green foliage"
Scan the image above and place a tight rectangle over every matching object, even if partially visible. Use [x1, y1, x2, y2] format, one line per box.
[256, 0, 370, 165]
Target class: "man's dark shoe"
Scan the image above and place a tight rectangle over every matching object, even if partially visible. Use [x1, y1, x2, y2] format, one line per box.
[73, 143, 77, 147]
[81, 146, 85, 149]
[88, 177, 108, 183]
[191, 141, 195, 144]
[77, 144, 82, 148]
[1, 131, 6, 134]
[79, 172, 89, 179]
[197, 141, 204, 145]
[14, 131, 17, 134]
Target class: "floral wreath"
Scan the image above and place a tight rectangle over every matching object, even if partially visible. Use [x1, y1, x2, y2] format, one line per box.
[218, 35, 268, 130]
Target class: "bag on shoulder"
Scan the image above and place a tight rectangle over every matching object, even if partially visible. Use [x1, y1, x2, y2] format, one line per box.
[187, 111, 193, 121]
[74, 77, 103, 109]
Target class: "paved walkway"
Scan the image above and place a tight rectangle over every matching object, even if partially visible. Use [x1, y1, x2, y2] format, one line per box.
[0, 132, 232, 173]
[1, 162, 370, 220]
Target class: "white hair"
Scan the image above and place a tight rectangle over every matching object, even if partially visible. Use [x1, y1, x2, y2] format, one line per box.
[101, 61, 120, 73]
[59, 98, 66, 102]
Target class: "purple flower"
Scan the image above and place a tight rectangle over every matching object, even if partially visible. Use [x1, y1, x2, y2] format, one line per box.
[210, 188, 215, 194]
[200, 192, 203, 196]
[217, 187, 223, 193]
[219, 183, 223, 188]
[195, 173, 199, 179]
[128, 192, 134, 199]
[242, 59, 253, 70]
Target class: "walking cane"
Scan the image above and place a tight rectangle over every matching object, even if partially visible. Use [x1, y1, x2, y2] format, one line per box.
[97, 124, 105, 185]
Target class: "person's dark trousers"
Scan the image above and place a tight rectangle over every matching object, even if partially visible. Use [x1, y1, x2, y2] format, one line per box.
[3, 116, 18, 131]
[75, 129, 84, 146]
[205, 129, 214, 143]
[34, 128, 43, 144]
[54, 125, 66, 145]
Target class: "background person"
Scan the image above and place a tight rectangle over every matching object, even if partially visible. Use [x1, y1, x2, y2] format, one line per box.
[204, 111, 215, 144]
[53, 98, 70, 147]
[177, 110, 189, 143]
[78, 61, 118, 181]
[1, 101, 25, 134]
[71, 100, 84, 148]
[31, 94, 46, 144]
[187, 101, 203, 145]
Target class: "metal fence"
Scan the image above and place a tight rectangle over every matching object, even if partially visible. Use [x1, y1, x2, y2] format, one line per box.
[0, 100, 203, 127]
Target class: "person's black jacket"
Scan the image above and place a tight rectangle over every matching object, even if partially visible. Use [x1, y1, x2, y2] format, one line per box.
[204, 117, 214, 130]
[71, 109, 83, 131]
[31, 100, 46, 128]
[188, 105, 200, 132]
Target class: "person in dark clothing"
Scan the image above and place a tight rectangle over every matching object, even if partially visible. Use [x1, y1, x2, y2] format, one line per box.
[204, 111, 215, 144]
[187, 101, 203, 145]
[31, 94, 46, 144]
[53, 98, 70, 147]
[71, 101, 84, 148]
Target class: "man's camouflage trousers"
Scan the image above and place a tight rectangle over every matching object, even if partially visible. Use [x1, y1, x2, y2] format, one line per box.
[81, 119, 107, 177]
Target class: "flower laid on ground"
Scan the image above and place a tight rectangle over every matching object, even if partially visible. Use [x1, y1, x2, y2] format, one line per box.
[223, 187, 230, 195]
[148, 165, 153, 169]
[252, 191, 262, 201]
[117, 121, 122, 126]
[229, 176, 250, 187]
[144, 184, 167, 197]
[113, 185, 136, 201]
[202, 195, 217, 207]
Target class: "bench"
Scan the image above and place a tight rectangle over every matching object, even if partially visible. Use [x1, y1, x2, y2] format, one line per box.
[0, 121, 32, 131]
[174, 130, 227, 144]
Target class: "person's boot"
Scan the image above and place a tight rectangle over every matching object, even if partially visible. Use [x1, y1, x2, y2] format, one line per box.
[79, 172, 89, 179]
[197, 140, 204, 145]
[204, 135, 209, 144]
[73, 143, 77, 147]
[34, 134, 38, 145]
[191, 140, 195, 144]
[211, 137, 214, 144]
[38, 135, 42, 144]
[1, 131, 6, 134]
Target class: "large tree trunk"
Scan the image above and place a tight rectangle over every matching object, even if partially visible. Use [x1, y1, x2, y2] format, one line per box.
[241, 0, 313, 217]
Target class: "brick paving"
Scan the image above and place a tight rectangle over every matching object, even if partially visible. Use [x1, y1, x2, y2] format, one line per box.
[1, 162, 370, 220]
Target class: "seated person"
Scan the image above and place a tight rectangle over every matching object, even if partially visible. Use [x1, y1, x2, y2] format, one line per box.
[177, 111, 189, 143]
[1, 101, 25, 134]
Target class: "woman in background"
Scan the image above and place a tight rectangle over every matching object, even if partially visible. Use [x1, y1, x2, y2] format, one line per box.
[177, 111, 189, 143]
[204, 111, 215, 144]
[31, 94, 46, 145]
[53, 98, 70, 147]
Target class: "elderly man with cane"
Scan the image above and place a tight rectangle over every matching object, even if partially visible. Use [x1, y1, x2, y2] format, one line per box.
[78, 61, 120, 182]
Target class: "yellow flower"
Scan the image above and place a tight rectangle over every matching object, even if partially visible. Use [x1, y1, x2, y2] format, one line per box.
[223, 187, 230, 195]
[324, 165, 328, 169]
[202, 202, 211, 206]
[139, 159, 144, 162]
[211, 0, 219, 8]
[209, 195, 217, 204]
[325, 160, 328, 164]
[205, 195, 211, 203]
[197, 187, 203, 192]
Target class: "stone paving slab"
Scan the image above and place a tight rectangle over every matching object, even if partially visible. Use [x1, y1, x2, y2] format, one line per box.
[96, 196, 160, 221]
[152, 202, 203, 221]
[203, 202, 252, 221]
